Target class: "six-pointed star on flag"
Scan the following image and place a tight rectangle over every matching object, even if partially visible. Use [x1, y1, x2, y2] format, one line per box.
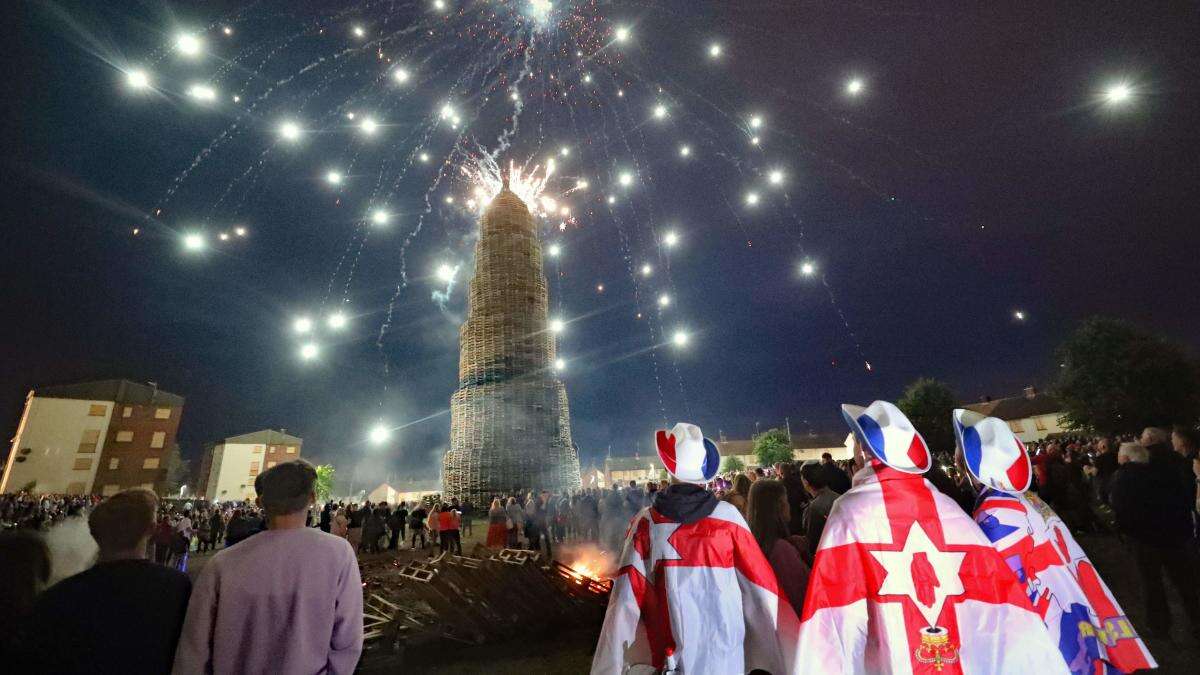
[870, 521, 967, 627]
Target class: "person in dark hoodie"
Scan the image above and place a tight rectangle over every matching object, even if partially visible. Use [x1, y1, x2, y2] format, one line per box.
[592, 423, 797, 675]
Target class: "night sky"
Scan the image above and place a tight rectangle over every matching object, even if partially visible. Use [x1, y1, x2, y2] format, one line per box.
[3, 1, 1198, 488]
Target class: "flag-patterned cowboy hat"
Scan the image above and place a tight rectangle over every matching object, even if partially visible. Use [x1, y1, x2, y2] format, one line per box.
[952, 408, 1032, 493]
[655, 423, 721, 485]
[840, 400, 932, 474]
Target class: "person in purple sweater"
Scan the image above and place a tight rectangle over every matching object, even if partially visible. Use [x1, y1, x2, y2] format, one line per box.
[173, 460, 363, 675]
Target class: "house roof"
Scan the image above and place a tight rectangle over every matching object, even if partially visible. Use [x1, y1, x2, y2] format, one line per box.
[224, 429, 303, 445]
[604, 456, 658, 472]
[716, 433, 847, 457]
[35, 379, 185, 406]
[963, 392, 1063, 421]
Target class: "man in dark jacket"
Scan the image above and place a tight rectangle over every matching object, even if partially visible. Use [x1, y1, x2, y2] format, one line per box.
[387, 503, 406, 550]
[319, 502, 333, 533]
[819, 453, 851, 494]
[1110, 441, 1200, 639]
[25, 489, 192, 674]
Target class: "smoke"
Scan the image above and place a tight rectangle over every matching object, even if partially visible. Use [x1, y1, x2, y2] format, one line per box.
[42, 515, 98, 586]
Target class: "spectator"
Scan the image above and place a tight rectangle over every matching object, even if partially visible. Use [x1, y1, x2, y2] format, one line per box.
[429, 502, 443, 550]
[26, 489, 191, 674]
[438, 502, 462, 554]
[332, 506, 349, 539]
[722, 473, 752, 515]
[388, 502, 407, 550]
[1173, 426, 1199, 462]
[319, 502, 333, 533]
[486, 498, 508, 548]
[820, 452, 851, 494]
[174, 461, 363, 675]
[459, 499, 474, 538]
[505, 496, 524, 548]
[799, 463, 837, 561]
[746, 479, 809, 612]
[777, 462, 809, 536]
[0, 531, 50, 661]
[1093, 436, 1120, 504]
[1110, 442, 1200, 640]
[409, 503, 429, 549]
[346, 503, 364, 551]
[1142, 427, 1193, 484]
[361, 505, 384, 554]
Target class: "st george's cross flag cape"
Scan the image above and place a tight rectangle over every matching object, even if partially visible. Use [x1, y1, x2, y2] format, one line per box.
[795, 462, 1070, 675]
[591, 495, 800, 674]
[974, 488, 1156, 674]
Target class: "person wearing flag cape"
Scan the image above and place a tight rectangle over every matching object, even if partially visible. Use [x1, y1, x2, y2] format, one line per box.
[954, 408, 1157, 673]
[591, 422, 799, 674]
[795, 400, 1068, 674]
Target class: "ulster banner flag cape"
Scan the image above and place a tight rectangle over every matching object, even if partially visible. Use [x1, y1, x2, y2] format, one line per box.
[591, 500, 799, 674]
[796, 464, 1069, 674]
[974, 489, 1156, 674]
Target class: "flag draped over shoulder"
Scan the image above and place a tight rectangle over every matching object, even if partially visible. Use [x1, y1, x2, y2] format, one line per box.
[591, 500, 799, 674]
[796, 463, 1069, 675]
[974, 489, 1155, 674]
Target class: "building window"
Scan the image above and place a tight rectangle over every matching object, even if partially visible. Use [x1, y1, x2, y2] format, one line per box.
[253, 445, 264, 454]
[249, 462, 260, 476]
[88, 404, 107, 416]
[155, 407, 171, 419]
[78, 429, 101, 453]
[122, 406, 133, 418]
[116, 431, 134, 443]
[1009, 420, 1025, 433]
[266, 461, 277, 469]
[109, 458, 120, 470]
[150, 431, 166, 449]
[72, 457, 93, 471]
[139, 483, 154, 491]
[66, 482, 86, 495]
[143, 457, 160, 469]
[102, 484, 120, 496]
[1034, 417, 1048, 431]
[286, 446, 297, 454]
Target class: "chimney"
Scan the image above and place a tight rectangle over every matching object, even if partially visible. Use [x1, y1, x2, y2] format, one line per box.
[1023, 386, 1038, 399]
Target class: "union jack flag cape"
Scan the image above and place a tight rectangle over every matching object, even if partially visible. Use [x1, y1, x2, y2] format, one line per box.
[974, 489, 1156, 674]
[796, 463, 1069, 674]
[591, 501, 799, 674]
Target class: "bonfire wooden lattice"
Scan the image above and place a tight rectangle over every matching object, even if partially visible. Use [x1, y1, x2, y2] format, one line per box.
[443, 184, 582, 502]
[360, 545, 610, 663]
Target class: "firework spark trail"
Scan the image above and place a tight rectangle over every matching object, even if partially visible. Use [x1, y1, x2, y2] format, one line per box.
[587, 80, 668, 424]
[376, 42, 511, 355]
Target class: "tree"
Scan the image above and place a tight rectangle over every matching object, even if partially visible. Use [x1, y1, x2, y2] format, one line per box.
[162, 444, 190, 497]
[754, 428, 793, 468]
[1054, 316, 1200, 434]
[896, 378, 958, 454]
[315, 464, 336, 503]
[721, 455, 746, 473]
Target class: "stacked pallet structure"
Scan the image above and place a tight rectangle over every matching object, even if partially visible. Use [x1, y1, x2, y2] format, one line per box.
[360, 544, 611, 662]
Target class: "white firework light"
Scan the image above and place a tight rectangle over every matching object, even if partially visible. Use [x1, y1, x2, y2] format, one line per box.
[108, 0, 940, 417]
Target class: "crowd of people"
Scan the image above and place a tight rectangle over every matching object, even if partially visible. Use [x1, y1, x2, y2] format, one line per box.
[1, 422, 1197, 672]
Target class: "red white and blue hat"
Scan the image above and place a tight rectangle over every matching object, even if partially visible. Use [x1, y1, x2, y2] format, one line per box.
[840, 401, 932, 474]
[655, 423, 720, 485]
[952, 408, 1032, 493]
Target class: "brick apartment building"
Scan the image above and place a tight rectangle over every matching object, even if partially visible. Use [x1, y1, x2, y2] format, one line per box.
[0, 379, 185, 495]
[195, 429, 302, 502]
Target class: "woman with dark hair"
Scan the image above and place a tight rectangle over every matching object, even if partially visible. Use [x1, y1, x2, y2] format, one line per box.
[722, 473, 752, 516]
[745, 479, 809, 612]
[0, 531, 50, 659]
